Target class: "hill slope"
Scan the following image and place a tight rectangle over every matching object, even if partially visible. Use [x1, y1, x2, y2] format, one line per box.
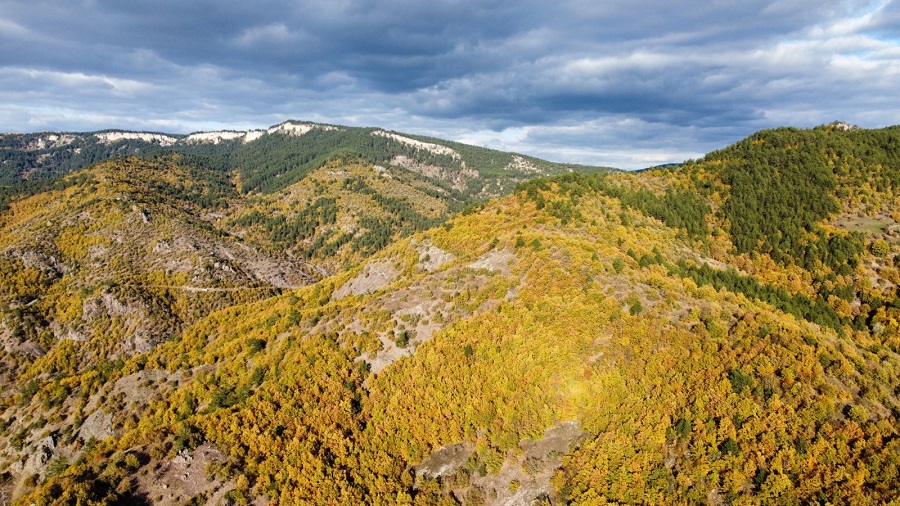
[1, 124, 899, 504]
[0, 146, 501, 398]
[0, 155, 319, 387]
[227, 158, 458, 273]
[597, 123, 900, 335]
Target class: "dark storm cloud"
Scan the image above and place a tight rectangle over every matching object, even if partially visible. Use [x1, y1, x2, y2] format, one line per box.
[1, 0, 899, 168]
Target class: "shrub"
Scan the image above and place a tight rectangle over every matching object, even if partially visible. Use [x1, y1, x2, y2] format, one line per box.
[629, 300, 643, 315]
[395, 330, 410, 348]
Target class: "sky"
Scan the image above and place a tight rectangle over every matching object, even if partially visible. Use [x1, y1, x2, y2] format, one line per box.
[2, 1, 900, 169]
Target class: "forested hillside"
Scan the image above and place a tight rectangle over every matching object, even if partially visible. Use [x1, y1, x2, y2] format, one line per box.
[0, 132, 175, 185]
[228, 160, 456, 272]
[0, 155, 316, 407]
[597, 123, 900, 337]
[0, 122, 612, 202]
[1, 124, 899, 505]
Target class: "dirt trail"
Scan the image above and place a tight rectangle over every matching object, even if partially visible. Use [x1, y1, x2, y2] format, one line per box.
[120, 284, 306, 293]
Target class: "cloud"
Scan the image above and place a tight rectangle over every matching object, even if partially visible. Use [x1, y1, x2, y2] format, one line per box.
[0, 17, 36, 39]
[1, 0, 900, 168]
[7, 68, 156, 95]
[233, 23, 295, 46]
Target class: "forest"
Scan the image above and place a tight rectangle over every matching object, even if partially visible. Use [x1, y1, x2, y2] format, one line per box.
[0, 123, 899, 504]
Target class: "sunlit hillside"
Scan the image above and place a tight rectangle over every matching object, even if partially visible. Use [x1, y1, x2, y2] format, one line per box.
[2, 124, 899, 505]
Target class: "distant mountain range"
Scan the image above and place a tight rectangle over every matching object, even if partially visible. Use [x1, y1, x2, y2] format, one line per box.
[0, 121, 614, 196]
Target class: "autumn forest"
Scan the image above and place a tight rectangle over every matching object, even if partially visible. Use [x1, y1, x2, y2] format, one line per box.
[0, 121, 899, 504]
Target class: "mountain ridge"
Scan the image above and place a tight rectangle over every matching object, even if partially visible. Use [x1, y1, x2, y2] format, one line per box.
[0, 120, 617, 194]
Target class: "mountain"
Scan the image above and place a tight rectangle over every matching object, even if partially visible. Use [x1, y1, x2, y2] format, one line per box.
[0, 121, 613, 200]
[1, 123, 899, 505]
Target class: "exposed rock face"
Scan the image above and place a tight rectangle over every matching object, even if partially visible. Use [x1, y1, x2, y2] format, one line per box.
[10, 248, 63, 275]
[830, 120, 859, 132]
[112, 369, 177, 405]
[10, 436, 56, 480]
[417, 241, 454, 272]
[78, 410, 114, 442]
[472, 421, 584, 506]
[184, 131, 249, 144]
[413, 421, 584, 505]
[467, 249, 516, 275]
[506, 155, 542, 174]
[332, 259, 399, 300]
[387, 154, 480, 192]
[94, 132, 178, 145]
[414, 443, 472, 478]
[132, 443, 234, 506]
[371, 131, 460, 158]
